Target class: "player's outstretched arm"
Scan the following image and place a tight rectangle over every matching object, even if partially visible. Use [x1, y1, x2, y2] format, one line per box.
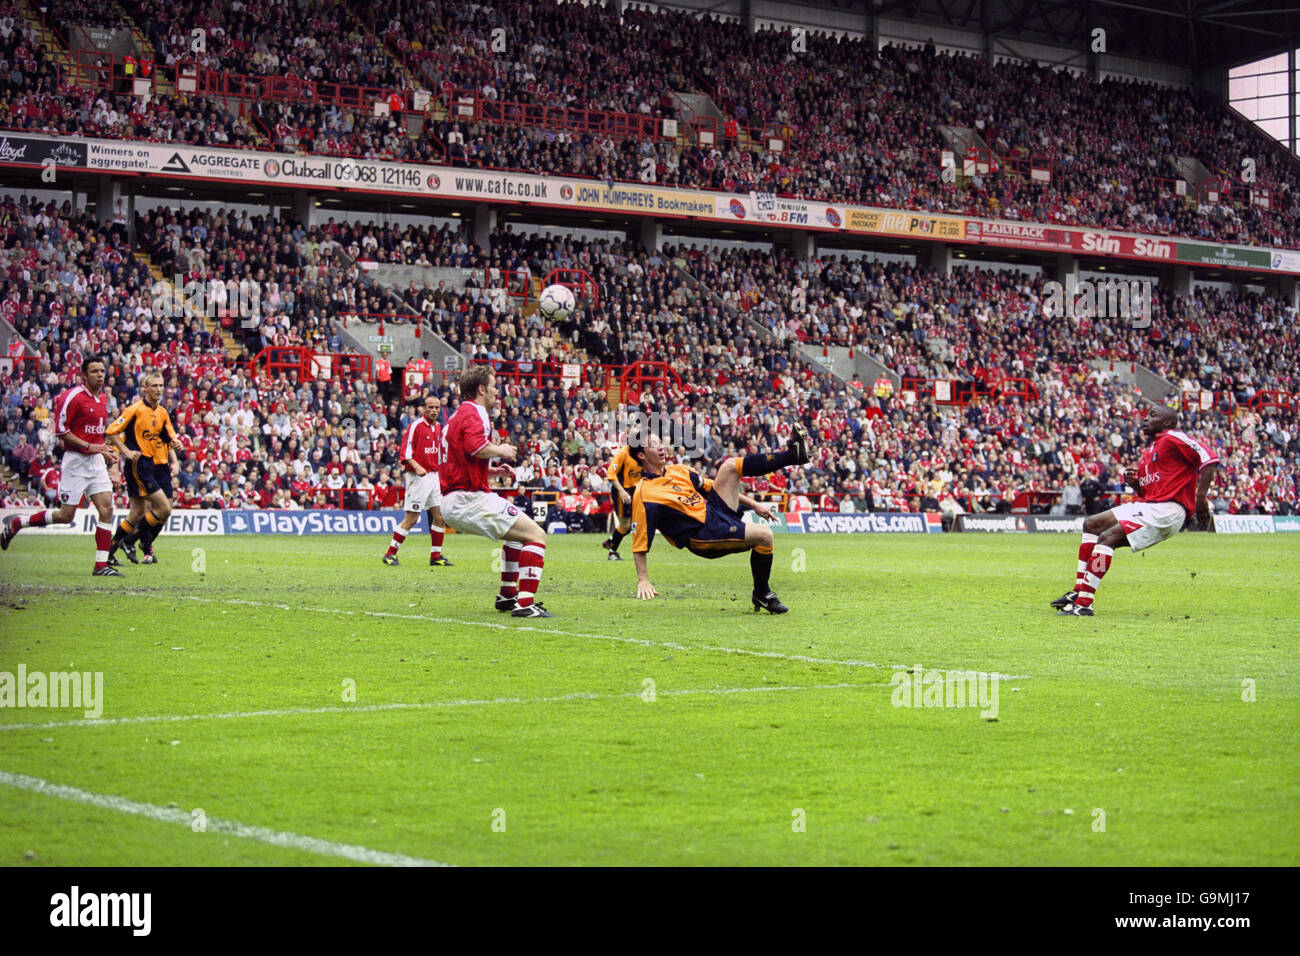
[633, 551, 656, 600]
[1195, 463, 1217, 529]
[738, 493, 773, 520]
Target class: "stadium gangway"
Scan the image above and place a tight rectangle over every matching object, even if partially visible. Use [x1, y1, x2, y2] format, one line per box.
[249, 346, 373, 383]
[489, 269, 534, 308]
[67, 50, 156, 96]
[900, 375, 1039, 407]
[1152, 176, 1191, 200]
[687, 115, 788, 156]
[448, 90, 673, 143]
[335, 314, 426, 338]
[465, 359, 682, 396]
[1251, 390, 1297, 412]
[1178, 389, 1295, 415]
[186, 69, 410, 117]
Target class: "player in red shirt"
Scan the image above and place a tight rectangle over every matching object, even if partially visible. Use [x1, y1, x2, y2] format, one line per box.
[441, 365, 552, 618]
[383, 394, 453, 567]
[1, 357, 122, 575]
[1053, 405, 1219, 617]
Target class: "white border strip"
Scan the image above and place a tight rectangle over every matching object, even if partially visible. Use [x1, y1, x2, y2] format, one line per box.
[0, 683, 870, 732]
[0, 770, 453, 867]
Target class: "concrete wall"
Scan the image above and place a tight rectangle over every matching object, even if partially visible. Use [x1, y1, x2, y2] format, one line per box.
[798, 344, 900, 388]
[1088, 358, 1176, 402]
[333, 318, 462, 372]
[369, 263, 479, 292]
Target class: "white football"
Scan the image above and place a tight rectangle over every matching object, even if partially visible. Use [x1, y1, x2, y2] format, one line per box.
[538, 283, 576, 320]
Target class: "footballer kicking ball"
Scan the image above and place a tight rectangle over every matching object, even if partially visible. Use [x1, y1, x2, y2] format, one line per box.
[538, 284, 576, 321]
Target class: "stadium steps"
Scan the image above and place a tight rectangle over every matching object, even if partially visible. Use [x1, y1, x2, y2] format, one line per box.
[525, 275, 584, 357]
[666, 258, 847, 384]
[359, 15, 421, 99]
[332, 245, 464, 368]
[17, 0, 77, 80]
[673, 91, 725, 147]
[133, 253, 244, 359]
[936, 125, 993, 183]
[112, 3, 176, 98]
[1088, 357, 1176, 403]
[1173, 156, 1212, 199]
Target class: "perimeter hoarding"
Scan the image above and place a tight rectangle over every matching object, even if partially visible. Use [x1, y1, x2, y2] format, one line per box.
[5, 133, 1292, 274]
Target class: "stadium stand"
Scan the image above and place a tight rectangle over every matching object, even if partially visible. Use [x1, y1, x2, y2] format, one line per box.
[7, 0, 1298, 244]
[2, 186, 1294, 516]
[1, 0, 1296, 519]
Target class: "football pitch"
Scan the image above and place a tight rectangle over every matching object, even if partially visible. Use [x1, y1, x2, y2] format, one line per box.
[1, 533, 1296, 866]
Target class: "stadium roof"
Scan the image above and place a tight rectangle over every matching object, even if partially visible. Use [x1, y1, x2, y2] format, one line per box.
[814, 0, 1300, 70]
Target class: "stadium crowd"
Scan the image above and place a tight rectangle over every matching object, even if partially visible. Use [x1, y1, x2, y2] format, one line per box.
[116, 0, 405, 89]
[2, 190, 1295, 517]
[4, 0, 1299, 247]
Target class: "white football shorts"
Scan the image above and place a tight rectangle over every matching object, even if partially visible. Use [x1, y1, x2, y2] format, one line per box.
[403, 471, 442, 512]
[1112, 500, 1186, 552]
[58, 450, 112, 505]
[441, 490, 524, 541]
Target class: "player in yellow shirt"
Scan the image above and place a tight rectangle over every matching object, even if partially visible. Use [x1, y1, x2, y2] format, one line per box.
[105, 371, 179, 565]
[631, 425, 810, 613]
[601, 442, 644, 561]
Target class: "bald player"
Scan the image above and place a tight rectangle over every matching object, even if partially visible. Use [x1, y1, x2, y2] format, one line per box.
[1053, 405, 1218, 617]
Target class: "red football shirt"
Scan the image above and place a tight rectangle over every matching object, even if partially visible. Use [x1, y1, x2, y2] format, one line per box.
[54, 384, 110, 447]
[400, 417, 442, 474]
[440, 400, 492, 494]
[1136, 430, 1219, 514]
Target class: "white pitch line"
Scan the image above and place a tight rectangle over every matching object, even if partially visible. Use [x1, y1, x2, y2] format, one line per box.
[193, 592, 1031, 680]
[0, 682, 872, 733]
[0, 769, 452, 867]
[1, 584, 1031, 680]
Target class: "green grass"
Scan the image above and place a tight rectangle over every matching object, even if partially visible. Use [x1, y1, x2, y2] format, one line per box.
[0, 532, 1297, 866]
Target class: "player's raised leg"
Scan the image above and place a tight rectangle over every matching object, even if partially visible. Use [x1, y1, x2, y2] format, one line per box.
[711, 425, 811, 510]
[714, 427, 806, 613]
[2, 502, 77, 550]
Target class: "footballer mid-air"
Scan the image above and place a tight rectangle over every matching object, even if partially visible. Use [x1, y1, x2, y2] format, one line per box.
[1053, 404, 1219, 617]
[630, 426, 811, 613]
